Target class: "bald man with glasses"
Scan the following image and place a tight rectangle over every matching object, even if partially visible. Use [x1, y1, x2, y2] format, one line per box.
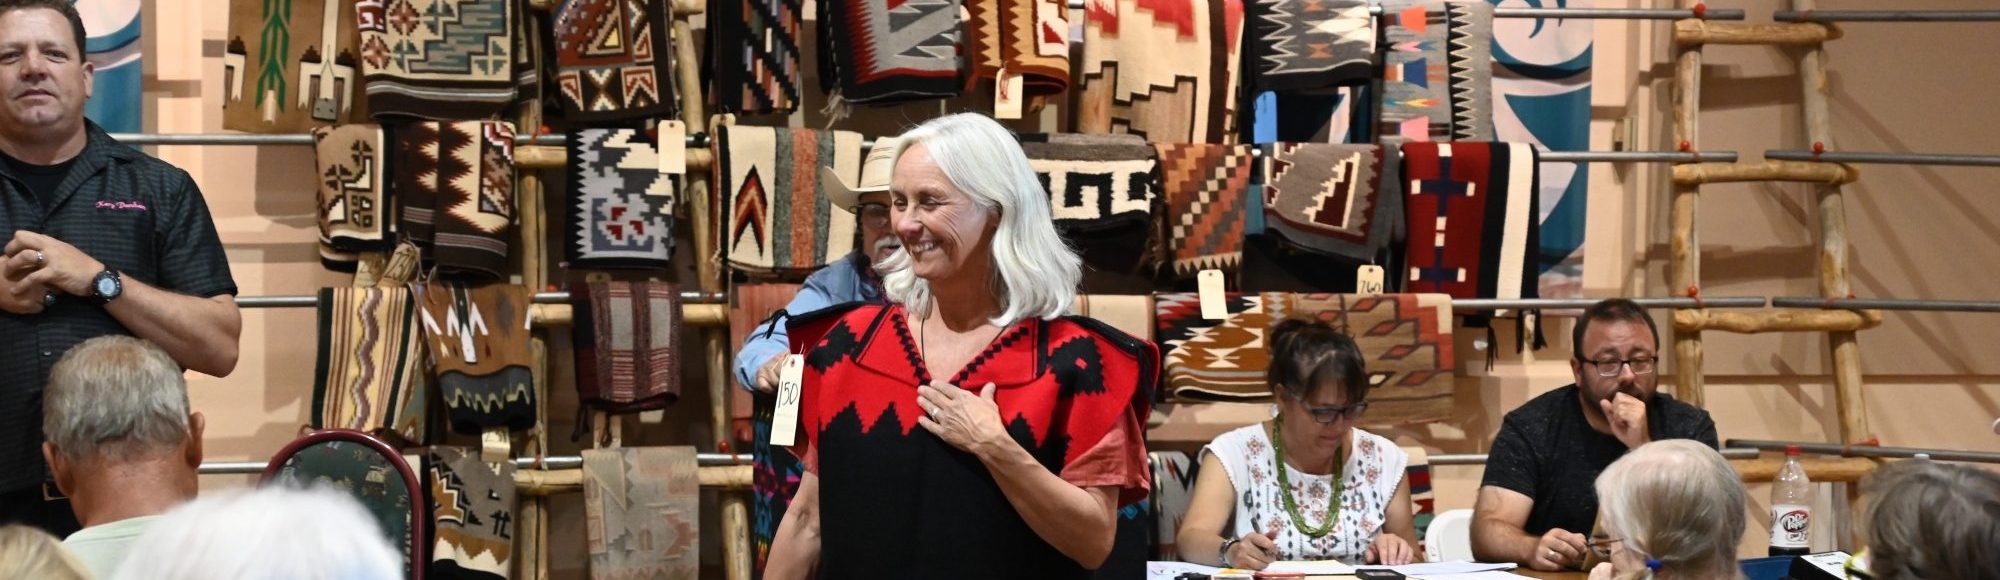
[1470, 298, 1719, 572]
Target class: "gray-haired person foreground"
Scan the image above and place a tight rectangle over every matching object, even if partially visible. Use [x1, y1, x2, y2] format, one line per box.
[40, 335, 203, 577]
[1588, 439, 1747, 580]
[111, 486, 401, 580]
[0, 524, 88, 580]
[1854, 459, 2000, 580]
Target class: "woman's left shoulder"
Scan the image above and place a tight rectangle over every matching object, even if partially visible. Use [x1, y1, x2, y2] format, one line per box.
[1050, 315, 1156, 360]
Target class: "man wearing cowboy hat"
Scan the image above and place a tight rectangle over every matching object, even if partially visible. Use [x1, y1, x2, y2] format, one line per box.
[735, 136, 901, 392]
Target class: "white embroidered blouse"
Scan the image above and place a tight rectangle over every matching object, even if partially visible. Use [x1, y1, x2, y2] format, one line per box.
[1201, 423, 1408, 564]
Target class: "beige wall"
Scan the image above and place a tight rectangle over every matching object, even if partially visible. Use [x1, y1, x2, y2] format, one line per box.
[147, 0, 1999, 574]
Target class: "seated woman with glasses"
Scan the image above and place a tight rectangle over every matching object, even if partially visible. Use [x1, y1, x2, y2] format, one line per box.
[1587, 439, 1747, 580]
[1177, 318, 1420, 569]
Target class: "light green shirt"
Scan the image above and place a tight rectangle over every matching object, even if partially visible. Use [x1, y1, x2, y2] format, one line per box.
[63, 515, 162, 579]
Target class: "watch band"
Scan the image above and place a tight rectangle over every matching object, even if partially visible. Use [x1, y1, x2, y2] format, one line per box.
[1220, 537, 1241, 567]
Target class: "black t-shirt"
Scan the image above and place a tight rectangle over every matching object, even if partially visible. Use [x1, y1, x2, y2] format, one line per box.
[1480, 384, 1719, 536]
[0, 150, 76, 211]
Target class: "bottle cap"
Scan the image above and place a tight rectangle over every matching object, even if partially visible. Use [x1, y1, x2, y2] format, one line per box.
[1785, 444, 1801, 456]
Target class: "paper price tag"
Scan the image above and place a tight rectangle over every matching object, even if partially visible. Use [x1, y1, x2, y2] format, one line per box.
[769, 355, 806, 446]
[480, 428, 510, 463]
[995, 68, 1025, 120]
[657, 120, 688, 175]
[1356, 265, 1384, 296]
[1198, 269, 1227, 320]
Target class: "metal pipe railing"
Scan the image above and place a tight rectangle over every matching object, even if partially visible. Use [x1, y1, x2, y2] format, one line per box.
[199, 452, 752, 475]
[1772, 297, 2000, 314]
[1774, 10, 2000, 23]
[1728, 439, 2000, 464]
[235, 291, 728, 308]
[1431, 448, 1759, 466]
[1541, 151, 1736, 163]
[1765, 150, 2000, 167]
[1456, 297, 1766, 310]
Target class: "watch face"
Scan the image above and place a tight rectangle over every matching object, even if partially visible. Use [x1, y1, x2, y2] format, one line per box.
[96, 276, 117, 297]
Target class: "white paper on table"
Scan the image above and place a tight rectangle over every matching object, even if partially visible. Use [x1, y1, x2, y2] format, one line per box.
[1356, 561, 1519, 575]
[1265, 560, 1358, 574]
[1409, 571, 1538, 580]
[1147, 561, 1223, 580]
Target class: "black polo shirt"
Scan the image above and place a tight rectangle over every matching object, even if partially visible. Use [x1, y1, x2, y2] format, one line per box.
[0, 123, 237, 492]
[1479, 384, 1719, 537]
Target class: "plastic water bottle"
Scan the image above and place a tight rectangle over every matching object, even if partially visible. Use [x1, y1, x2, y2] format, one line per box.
[1769, 445, 1813, 556]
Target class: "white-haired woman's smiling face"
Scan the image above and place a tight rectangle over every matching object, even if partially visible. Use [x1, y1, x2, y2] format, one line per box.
[889, 143, 996, 282]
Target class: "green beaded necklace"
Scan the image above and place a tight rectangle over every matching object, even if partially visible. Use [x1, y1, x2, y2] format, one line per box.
[1268, 415, 1342, 538]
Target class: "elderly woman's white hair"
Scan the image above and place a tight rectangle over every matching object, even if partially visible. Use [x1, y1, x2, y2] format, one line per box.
[876, 113, 1081, 326]
[110, 486, 402, 580]
[1593, 439, 1747, 580]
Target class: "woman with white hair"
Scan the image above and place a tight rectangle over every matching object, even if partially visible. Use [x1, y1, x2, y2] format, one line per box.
[1588, 439, 1747, 580]
[109, 486, 401, 580]
[765, 113, 1157, 580]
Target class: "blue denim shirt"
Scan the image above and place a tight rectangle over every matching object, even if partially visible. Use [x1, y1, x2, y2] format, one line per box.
[734, 252, 883, 391]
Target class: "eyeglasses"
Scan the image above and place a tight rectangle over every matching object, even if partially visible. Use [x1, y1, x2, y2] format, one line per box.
[1588, 537, 1622, 560]
[1581, 357, 1656, 377]
[854, 203, 890, 228]
[1296, 400, 1369, 424]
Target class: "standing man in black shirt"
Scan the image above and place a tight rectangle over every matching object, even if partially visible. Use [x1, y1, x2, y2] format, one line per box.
[0, 0, 240, 536]
[1470, 298, 1718, 572]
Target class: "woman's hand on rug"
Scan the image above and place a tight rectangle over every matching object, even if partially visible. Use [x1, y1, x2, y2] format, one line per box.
[916, 382, 1008, 458]
[1366, 533, 1416, 566]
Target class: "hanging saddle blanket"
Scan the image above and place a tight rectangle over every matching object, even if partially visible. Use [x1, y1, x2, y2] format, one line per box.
[566, 128, 680, 270]
[551, 0, 677, 121]
[1156, 142, 1255, 278]
[355, 0, 517, 120]
[394, 121, 518, 281]
[1077, 0, 1243, 143]
[415, 283, 537, 434]
[966, 0, 1071, 97]
[1020, 133, 1161, 274]
[1259, 142, 1401, 262]
[1245, 0, 1373, 92]
[707, 0, 801, 113]
[571, 281, 683, 413]
[313, 287, 430, 443]
[1379, 0, 1494, 143]
[582, 446, 702, 579]
[223, 0, 371, 131]
[425, 446, 518, 579]
[1154, 291, 1290, 401]
[313, 124, 393, 271]
[1400, 142, 1539, 308]
[820, 0, 963, 104]
[714, 125, 863, 276]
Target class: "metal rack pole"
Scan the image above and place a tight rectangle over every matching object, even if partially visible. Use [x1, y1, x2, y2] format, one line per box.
[1772, 297, 2000, 313]
[1728, 439, 2000, 464]
[199, 453, 753, 475]
[234, 291, 728, 308]
[1765, 150, 2000, 167]
[1541, 151, 1736, 163]
[1431, 448, 1760, 466]
[1774, 10, 2000, 22]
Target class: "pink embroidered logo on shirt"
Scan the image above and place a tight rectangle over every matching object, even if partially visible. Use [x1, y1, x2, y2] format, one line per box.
[96, 201, 147, 211]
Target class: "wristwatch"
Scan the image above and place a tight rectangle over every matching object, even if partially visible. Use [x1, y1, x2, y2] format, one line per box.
[91, 269, 122, 303]
[1220, 537, 1241, 567]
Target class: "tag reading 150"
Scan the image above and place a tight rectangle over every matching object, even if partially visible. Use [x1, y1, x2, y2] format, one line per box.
[769, 354, 806, 447]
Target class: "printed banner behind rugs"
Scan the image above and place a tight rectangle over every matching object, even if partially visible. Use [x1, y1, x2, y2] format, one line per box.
[566, 128, 679, 270]
[1077, 0, 1243, 144]
[77, 0, 142, 132]
[356, 0, 516, 120]
[821, 0, 963, 103]
[552, 0, 678, 121]
[1400, 142, 1538, 323]
[1379, 0, 1493, 144]
[223, 0, 370, 131]
[714, 126, 863, 276]
[1485, 0, 1593, 301]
